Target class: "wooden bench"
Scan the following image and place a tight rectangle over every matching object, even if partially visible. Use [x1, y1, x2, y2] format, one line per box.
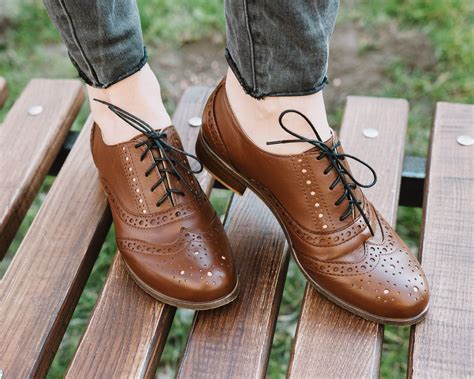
[0, 78, 472, 378]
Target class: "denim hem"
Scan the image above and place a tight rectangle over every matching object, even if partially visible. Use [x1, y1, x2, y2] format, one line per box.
[69, 53, 96, 87]
[73, 46, 148, 88]
[225, 48, 329, 99]
[224, 48, 258, 97]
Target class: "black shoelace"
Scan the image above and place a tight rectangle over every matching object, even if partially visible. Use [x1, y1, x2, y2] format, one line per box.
[94, 99, 203, 207]
[267, 109, 377, 236]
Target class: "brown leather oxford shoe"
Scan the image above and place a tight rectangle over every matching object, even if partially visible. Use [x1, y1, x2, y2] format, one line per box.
[91, 100, 238, 309]
[196, 80, 429, 324]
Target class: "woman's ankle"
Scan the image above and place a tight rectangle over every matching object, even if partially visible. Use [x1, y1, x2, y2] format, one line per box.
[88, 63, 172, 145]
[225, 68, 332, 155]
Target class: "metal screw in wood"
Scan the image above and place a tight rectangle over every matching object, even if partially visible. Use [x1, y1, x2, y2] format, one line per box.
[188, 116, 202, 127]
[456, 135, 474, 146]
[362, 128, 379, 138]
[27, 105, 43, 116]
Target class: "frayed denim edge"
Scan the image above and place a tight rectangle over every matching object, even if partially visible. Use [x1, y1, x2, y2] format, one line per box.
[224, 48, 258, 97]
[72, 46, 148, 89]
[225, 48, 329, 99]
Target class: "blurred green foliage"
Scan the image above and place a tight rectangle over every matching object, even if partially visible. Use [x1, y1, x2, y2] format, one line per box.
[355, 0, 474, 156]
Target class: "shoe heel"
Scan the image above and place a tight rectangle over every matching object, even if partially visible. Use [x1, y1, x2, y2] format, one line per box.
[196, 131, 247, 196]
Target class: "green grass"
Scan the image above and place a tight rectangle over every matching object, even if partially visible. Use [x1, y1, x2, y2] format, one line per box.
[0, 0, 225, 123]
[1, 0, 472, 377]
[352, 0, 474, 156]
[0, 2, 73, 122]
[139, 0, 224, 45]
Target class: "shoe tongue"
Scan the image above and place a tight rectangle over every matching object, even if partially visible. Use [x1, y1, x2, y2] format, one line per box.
[140, 125, 200, 210]
[299, 131, 337, 155]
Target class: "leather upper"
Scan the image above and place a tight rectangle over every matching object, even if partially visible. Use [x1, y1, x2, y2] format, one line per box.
[201, 80, 430, 320]
[91, 123, 237, 303]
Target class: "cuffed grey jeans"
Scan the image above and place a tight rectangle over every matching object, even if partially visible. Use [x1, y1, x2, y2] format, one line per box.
[43, 0, 339, 99]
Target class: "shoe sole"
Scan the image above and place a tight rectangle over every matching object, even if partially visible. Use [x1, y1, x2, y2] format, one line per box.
[196, 131, 429, 325]
[121, 255, 240, 310]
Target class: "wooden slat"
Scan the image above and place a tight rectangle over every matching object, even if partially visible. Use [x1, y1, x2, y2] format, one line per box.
[177, 191, 289, 378]
[172, 87, 215, 195]
[0, 77, 7, 109]
[408, 102, 474, 378]
[0, 117, 111, 377]
[0, 79, 84, 259]
[66, 87, 213, 378]
[288, 96, 409, 378]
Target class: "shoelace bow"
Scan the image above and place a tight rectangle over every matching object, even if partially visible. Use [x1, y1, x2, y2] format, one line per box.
[94, 99, 203, 207]
[267, 109, 377, 236]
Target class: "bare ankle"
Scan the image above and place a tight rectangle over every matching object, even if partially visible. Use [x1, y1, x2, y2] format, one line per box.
[225, 68, 332, 155]
[88, 63, 171, 145]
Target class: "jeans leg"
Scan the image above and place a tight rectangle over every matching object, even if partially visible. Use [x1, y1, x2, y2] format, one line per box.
[43, 0, 147, 88]
[225, 0, 339, 98]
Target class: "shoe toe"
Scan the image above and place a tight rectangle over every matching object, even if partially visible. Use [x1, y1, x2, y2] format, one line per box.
[300, 214, 430, 324]
[118, 219, 237, 305]
[354, 246, 430, 321]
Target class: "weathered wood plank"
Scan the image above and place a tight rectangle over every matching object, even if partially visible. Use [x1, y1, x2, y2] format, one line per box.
[176, 89, 291, 378]
[66, 87, 213, 378]
[408, 102, 474, 378]
[0, 117, 111, 377]
[0, 79, 84, 259]
[67, 258, 176, 379]
[177, 190, 289, 379]
[171, 86, 215, 195]
[0, 77, 7, 109]
[288, 96, 409, 378]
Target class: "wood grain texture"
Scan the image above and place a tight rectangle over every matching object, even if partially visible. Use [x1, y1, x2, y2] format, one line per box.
[0, 77, 7, 109]
[288, 96, 409, 378]
[177, 191, 289, 379]
[0, 79, 84, 259]
[408, 102, 474, 378]
[0, 117, 111, 377]
[67, 87, 214, 378]
[66, 257, 176, 379]
[171, 86, 215, 195]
